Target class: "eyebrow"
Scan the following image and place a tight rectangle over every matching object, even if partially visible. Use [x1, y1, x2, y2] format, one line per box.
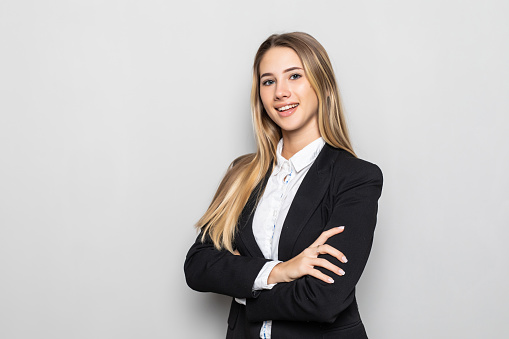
[260, 66, 303, 79]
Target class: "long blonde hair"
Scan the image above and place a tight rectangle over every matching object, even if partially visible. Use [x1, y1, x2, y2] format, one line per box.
[196, 32, 356, 252]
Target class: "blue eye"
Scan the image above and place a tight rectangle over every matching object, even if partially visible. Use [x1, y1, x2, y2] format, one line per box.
[290, 73, 302, 80]
[262, 79, 275, 86]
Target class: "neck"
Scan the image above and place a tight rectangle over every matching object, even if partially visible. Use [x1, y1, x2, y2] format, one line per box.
[281, 129, 321, 160]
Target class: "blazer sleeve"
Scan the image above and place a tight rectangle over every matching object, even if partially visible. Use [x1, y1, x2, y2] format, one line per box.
[184, 232, 271, 299]
[245, 161, 383, 323]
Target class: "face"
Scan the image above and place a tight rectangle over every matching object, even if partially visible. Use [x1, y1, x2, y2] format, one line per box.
[258, 47, 320, 140]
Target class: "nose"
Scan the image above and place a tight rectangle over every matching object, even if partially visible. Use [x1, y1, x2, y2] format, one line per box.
[275, 81, 291, 100]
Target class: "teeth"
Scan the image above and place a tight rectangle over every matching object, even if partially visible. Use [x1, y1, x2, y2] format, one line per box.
[277, 104, 298, 112]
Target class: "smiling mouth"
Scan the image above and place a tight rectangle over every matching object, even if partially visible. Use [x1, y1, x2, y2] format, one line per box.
[277, 104, 299, 112]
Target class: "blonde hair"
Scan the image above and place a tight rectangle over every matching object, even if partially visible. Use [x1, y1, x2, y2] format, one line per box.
[196, 32, 356, 252]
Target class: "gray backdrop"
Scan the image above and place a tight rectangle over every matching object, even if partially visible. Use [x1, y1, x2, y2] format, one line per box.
[1, 0, 508, 338]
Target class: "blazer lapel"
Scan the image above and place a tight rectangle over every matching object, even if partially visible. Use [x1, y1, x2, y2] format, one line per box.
[278, 144, 336, 261]
[236, 163, 273, 258]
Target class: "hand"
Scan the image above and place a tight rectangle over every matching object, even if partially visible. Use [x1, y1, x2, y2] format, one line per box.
[267, 226, 347, 285]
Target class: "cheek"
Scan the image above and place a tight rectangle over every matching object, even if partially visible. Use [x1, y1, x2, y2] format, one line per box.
[259, 89, 272, 110]
[310, 93, 319, 112]
[303, 86, 319, 112]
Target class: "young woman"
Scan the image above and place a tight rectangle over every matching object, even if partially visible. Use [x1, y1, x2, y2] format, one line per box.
[184, 32, 383, 339]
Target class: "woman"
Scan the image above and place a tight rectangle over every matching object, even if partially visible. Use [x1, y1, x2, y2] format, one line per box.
[184, 32, 383, 339]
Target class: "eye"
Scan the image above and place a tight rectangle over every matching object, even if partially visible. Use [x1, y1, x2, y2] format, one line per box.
[290, 73, 302, 80]
[261, 79, 275, 86]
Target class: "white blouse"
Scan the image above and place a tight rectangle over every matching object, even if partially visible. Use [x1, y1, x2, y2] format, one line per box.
[236, 137, 325, 339]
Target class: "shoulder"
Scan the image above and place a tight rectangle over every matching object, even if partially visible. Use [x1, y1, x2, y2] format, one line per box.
[325, 145, 383, 191]
[328, 145, 382, 179]
[229, 153, 256, 171]
[213, 153, 256, 190]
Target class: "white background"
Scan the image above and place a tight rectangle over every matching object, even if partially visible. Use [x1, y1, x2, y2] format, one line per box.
[1, 1, 508, 338]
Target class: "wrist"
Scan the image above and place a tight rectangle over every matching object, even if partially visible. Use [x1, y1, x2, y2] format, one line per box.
[267, 262, 284, 284]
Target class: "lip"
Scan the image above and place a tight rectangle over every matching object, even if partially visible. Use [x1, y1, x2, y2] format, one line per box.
[274, 103, 299, 117]
[275, 102, 298, 109]
[277, 105, 297, 117]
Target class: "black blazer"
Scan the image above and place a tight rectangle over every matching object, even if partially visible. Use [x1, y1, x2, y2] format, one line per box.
[185, 144, 383, 339]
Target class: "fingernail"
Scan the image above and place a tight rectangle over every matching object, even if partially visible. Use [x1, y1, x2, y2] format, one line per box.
[337, 226, 345, 230]
[342, 256, 348, 263]
[328, 278, 335, 283]
[338, 269, 345, 276]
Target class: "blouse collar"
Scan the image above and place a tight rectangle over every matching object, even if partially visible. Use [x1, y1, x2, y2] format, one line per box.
[274, 137, 325, 175]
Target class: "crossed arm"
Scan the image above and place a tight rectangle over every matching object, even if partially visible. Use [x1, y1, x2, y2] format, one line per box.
[184, 162, 382, 323]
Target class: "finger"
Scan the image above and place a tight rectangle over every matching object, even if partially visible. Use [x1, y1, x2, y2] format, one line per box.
[311, 258, 345, 276]
[310, 226, 345, 247]
[307, 268, 336, 284]
[317, 244, 348, 263]
[313, 226, 344, 246]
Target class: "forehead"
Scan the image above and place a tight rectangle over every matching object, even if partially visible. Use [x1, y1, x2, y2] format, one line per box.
[259, 47, 303, 75]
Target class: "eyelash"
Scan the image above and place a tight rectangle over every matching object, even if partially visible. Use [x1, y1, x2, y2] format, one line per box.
[261, 73, 302, 86]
